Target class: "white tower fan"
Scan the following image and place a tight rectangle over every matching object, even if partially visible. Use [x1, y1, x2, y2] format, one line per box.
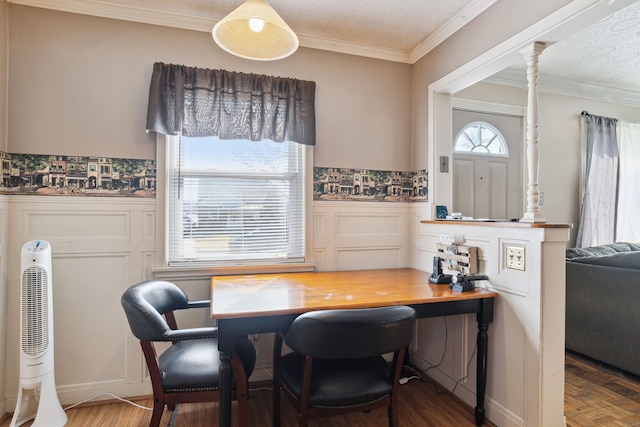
[10, 240, 67, 427]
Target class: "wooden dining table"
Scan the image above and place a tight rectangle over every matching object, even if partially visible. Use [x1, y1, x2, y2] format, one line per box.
[210, 268, 498, 427]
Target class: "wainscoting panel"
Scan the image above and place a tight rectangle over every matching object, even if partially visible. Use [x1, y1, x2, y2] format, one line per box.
[335, 213, 402, 237]
[1, 194, 570, 426]
[52, 252, 131, 386]
[409, 202, 436, 270]
[5, 196, 157, 405]
[24, 211, 130, 243]
[313, 201, 411, 271]
[335, 246, 403, 271]
[411, 219, 571, 427]
[0, 196, 8, 419]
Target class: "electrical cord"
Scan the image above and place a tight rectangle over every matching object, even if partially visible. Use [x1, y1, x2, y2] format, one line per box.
[409, 316, 478, 396]
[422, 316, 449, 374]
[28, 368, 274, 414]
[63, 393, 152, 412]
[249, 386, 273, 392]
[1, 390, 152, 416]
[450, 341, 478, 395]
[55, 321, 471, 414]
[399, 375, 420, 384]
[249, 366, 274, 392]
[399, 317, 448, 385]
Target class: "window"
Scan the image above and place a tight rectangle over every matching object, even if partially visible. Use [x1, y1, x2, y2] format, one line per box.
[166, 135, 307, 266]
[454, 121, 508, 156]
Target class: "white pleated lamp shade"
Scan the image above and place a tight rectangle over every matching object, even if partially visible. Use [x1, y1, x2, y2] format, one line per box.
[212, 0, 299, 61]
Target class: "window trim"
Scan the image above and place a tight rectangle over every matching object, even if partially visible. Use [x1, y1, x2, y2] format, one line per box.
[453, 120, 509, 157]
[152, 134, 315, 279]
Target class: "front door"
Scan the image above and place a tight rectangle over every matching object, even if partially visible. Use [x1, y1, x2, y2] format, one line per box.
[452, 109, 523, 220]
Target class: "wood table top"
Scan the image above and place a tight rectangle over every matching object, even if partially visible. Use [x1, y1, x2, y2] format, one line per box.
[210, 268, 498, 319]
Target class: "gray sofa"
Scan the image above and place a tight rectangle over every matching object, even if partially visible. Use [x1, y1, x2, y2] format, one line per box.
[565, 242, 640, 376]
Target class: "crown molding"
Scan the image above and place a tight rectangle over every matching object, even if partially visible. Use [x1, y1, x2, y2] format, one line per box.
[485, 67, 640, 108]
[410, 0, 498, 64]
[296, 34, 412, 63]
[8, 0, 494, 64]
[8, 0, 213, 32]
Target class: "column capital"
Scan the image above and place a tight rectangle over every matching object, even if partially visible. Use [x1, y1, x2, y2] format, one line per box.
[520, 41, 547, 58]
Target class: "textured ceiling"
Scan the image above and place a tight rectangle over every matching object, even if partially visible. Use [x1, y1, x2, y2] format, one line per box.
[9, 0, 640, 105]
[99, 0, 479, 52]
[489, 1, 640, 106]
[541, 1, 640, 93]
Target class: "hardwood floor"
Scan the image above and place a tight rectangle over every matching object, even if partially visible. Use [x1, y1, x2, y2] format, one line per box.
[3, 353, 640, 426]
[0, 376, 490, 427]
[565, 352, 640, 426]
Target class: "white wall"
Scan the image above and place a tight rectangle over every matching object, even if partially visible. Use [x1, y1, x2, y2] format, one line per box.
[412, 215, 570, 426]
[0, 195, 7, 418]
[0, 0, 8, 417]
[0, 0, 7, 152]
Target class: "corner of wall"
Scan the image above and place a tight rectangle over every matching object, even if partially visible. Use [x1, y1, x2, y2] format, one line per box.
[0, 0, 8, 153]
[0, 194, 9, 418]
[0, 2, 9, 415]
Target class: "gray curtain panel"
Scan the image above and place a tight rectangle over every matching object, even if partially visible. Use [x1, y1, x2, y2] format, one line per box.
[146, 62, 316, 146]
[576, 114, 619, 248]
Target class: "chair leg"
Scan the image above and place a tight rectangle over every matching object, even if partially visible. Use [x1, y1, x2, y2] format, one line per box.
[237, 383, 249, 427]
[299, 412, 309, 427]
[297, 356, 313, 427]
[388, 406, 398, 427]
[149, 398, 164, 427]
[167, 404, 179, 427]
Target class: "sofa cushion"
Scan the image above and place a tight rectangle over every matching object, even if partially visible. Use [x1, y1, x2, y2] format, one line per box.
[566, 242, 640, 260]
[568, 250, 640, 269]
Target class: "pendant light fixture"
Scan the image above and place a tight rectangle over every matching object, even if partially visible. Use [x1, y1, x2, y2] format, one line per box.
[212, 0, 299, 61]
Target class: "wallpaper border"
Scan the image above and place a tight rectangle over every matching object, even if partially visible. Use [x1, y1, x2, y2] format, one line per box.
[0, 152, 156, 197]
[313, 167, 428, 202]
[0, 151, 429, 203]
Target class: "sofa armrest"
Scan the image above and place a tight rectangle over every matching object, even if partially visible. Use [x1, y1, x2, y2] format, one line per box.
[566, 261, 640, 376]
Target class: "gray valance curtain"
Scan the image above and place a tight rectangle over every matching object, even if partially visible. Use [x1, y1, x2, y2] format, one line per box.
[146, 62, 316, 146]
[576, 113, 619, 247]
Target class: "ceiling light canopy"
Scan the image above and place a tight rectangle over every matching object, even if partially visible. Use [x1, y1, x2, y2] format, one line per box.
[212, 0, 299, 61]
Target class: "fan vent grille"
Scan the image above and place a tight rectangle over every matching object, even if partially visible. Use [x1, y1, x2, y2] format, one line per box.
[21, 266, 49, 356]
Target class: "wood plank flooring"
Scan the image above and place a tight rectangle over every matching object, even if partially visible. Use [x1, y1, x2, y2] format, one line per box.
[3, 353, 640, 426]
[0, 375, 490, 427]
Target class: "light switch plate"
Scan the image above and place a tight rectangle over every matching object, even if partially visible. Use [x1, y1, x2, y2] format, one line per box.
[439, 156, 449, 173]
[506, 246, 525, 271]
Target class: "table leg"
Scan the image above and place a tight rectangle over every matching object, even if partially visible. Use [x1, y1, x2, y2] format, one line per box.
[475, 320, 488, 425]
[218, 350, 232, 427]
[475, 298, 493, 426]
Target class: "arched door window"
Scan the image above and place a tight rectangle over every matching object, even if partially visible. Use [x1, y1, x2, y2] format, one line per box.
[454, 121, 509, 156]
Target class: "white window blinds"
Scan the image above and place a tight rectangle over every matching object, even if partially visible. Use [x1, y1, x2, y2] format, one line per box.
[167, 136, 306, 266]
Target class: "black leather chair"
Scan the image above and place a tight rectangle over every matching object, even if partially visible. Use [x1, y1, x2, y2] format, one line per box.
[272, 305, 416, 427]
[121, 280, 256, 427]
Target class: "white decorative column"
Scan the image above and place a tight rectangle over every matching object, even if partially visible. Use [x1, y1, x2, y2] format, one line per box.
[520, 42, 547, 223]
